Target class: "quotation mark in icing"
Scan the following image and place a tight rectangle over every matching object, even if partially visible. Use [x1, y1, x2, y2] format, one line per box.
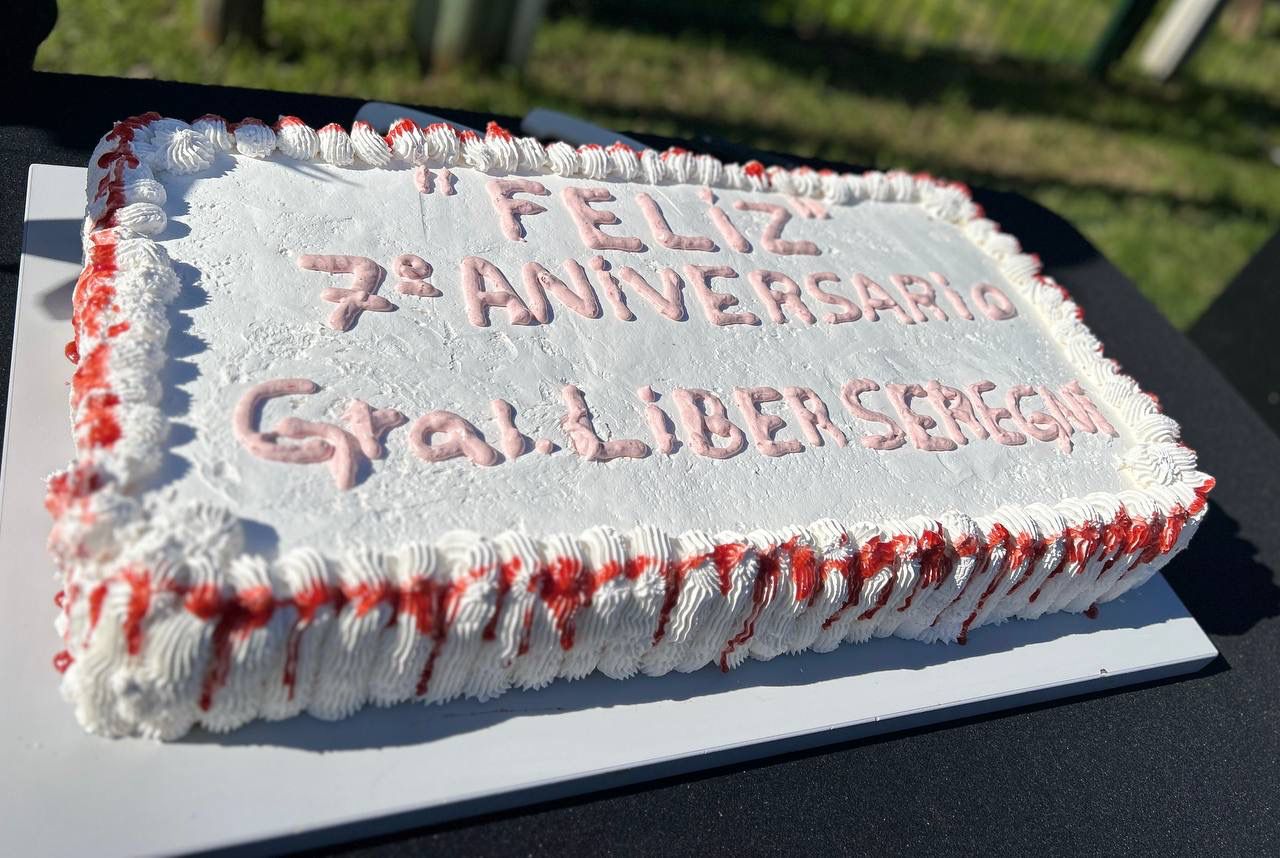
[413, 165, 456, 196]
[296, 254, 395, 332]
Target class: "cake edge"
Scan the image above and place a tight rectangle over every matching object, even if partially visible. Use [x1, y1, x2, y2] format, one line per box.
[46, 112, 1215, 739]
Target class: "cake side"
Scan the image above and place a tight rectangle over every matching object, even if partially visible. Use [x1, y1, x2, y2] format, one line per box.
[47, 112, 1214, 739]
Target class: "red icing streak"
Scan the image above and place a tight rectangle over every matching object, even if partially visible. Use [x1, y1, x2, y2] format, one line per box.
[956, 525, 1014, 644]
[199, 586, 276, 711]
[398, 577, 434, 635]
[483, 557, 521, 641]
[71, 343, 111, 409]
[184, 583, 222, 620]
[712, 543, 747, 596]
[274, 115, 305, 130]
[53, 650, 74, 673]
[85, 583, 108, 639]
[342, 578, 391, 617]
[458, 129, 480, 145]
[792, 543, 819, 605]
[652, 553, 706, 646]
[44, 463, 102, 519]
[54, 589, 66, 609]
[281, 581, 334, 699]
[541, 556, 590, 650]
[625, 554, 653, 580]
[73, 238, 118, 340]
[485, 121, 514, 141]
[856, 582, 894, 621]
[820, 534, 908, 630]
[900, 530, 949, 613]
[719, 544, 782, 670]
[121, 567, 151, 655]
[79, 393, 122, 448]
[954, 532, 980, 558]
[1002, 532, 1039, 593]
[385, 117, 418, 143]
[106, 321, 130, 338]
[413, 570, 482, 698]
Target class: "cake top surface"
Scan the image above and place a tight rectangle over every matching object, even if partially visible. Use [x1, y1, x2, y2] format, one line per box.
[56, 114, 1210, 571]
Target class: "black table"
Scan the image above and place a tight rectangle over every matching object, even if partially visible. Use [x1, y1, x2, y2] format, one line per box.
[4, 73, 1278, 856]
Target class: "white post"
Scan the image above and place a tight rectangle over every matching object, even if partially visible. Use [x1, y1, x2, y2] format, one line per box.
[1138, 0, 1226, 82]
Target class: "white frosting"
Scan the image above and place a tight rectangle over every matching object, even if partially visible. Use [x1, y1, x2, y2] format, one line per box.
[350, 122, 391, 167]
[317, 124, 353, 166]
[275, 118, 319, 161]
[50, 114, 1212, 740]
[232, 120, 276, 158]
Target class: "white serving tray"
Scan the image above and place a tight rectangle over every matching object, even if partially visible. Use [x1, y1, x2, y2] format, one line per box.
[0, 165, 1217, 856]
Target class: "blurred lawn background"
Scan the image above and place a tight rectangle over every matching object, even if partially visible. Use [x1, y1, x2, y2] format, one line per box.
[35, 0, 1280, 329]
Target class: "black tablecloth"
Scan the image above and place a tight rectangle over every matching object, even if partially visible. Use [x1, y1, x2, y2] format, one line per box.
[4, 73, 1278, 856]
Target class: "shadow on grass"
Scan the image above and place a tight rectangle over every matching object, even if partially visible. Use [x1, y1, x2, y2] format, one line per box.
[555, 1, 1279, 161]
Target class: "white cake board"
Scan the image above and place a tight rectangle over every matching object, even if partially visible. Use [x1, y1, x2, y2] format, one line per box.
[0, 165, 1217, 856]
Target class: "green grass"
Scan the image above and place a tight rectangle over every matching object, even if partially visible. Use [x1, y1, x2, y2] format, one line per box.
[36, 0, 1280, 328]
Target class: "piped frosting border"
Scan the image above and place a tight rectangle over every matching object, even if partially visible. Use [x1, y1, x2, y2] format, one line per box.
[47, 112, 1214, 739]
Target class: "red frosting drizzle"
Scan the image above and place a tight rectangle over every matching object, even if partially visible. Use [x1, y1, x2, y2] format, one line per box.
[121, 567, 151, 655]
[198, 586, 276, 711]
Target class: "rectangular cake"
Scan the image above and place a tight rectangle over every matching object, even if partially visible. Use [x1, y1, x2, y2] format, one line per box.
[48, 111, 1213, 739]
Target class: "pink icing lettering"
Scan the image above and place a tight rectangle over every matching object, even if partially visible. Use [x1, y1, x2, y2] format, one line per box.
[732, 200, 820, 256]
[1059, 381, 1119, 436]
[684, 264, 760, 327]
[414, 165, 433, 194]
[535, 439, 556, 455]
[853, 274, 913, 325]
[459, 256, 536, 327]
[560, 385, 651, 461]
[297, 254, 394, 332]
[491, 399, 532, 459]
[1007, 385, 1069, 452]
[589, 256, 635, 321]
[931, 271, 973, 320]
[394, 253, 440, 298]
[782, 387, 848, 448]
[891, 274, 948, 322]
[885, 383, 957, 452]
[619, 266, 686, 321]
[749, 270, 816, 325]
[487, 177, 548, 242]
[638, 386, 678, 454]
[733, 386, 803, 457]
[671, 388, 748, 459]
[562, 186, 644, 253]
[786, 196, 828, 220]
[409, 411, 501, 466]
[232, 378, 332, 465]
[438, 167, 456, 195]
[698, 188, 751, 253]
[274, 416, 362, 490]
[966, 381, 1026, 445]
[839, 379, 905, 450]
[342, 400, 407, 459]
[923, 380, 989, 445]
[971, 282, 1018, 320]
[635, 192, 716, 252]
[522, 260, 603, 323]
[803, 272, 861, 324]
